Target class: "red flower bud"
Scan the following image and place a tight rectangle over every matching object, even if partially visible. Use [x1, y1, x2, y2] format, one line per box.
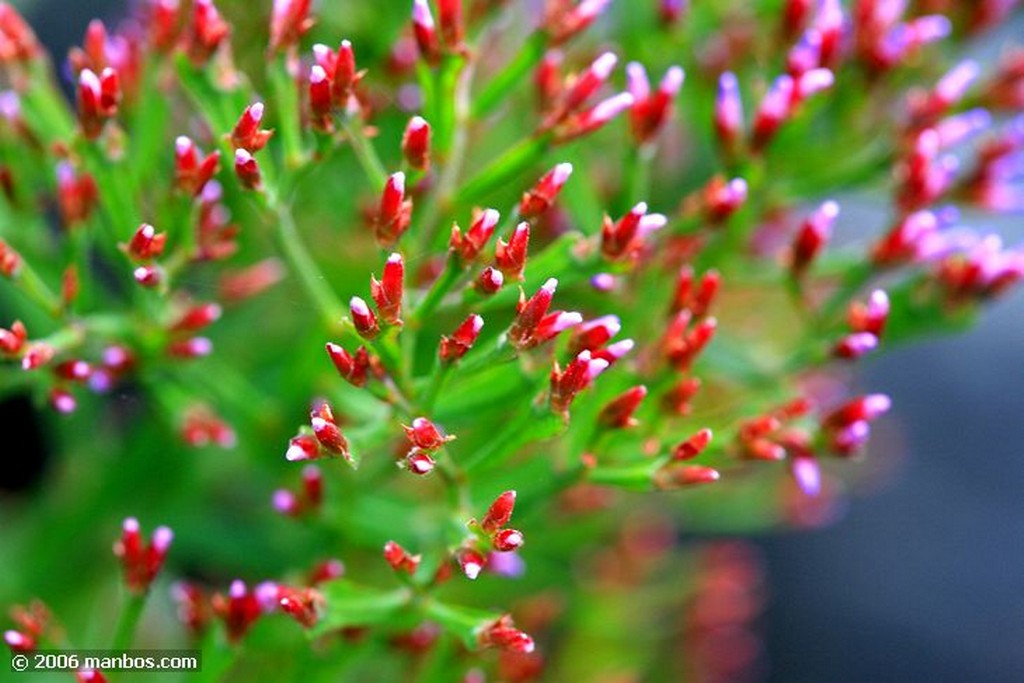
[325, 342, 370, 387]
[556, 92, 635, 143]
[848, 289, 889, 337]
[412, 0, 440, 64]
[310, 402, 350, 458]
[655, 464, 721, 488]
[55, 162, 98, 226]
[212, 580, 265, 643]
[234, 149, 262, 190]
[570, 315, 621, 353]
[404, 417, 450, 450]
[790, 200, 838, 275]
[548, 0, 612, 45]
[437, 0, 463, 48]
[149, 0, 180, 52]
[383, 540, 420, 574]
[495, 222, 530, 280]
[350, 296, 380, 340]
[628, 63, 684, 144]
[284, 433, 320, 462]
[370, 253, 404, 326]
[703, 176, 748, 223]
[601, 201, 667, 259]
[481, 490, 516, 532]
[126, 223, 167, 261]
[170, 303, 222, 332]
[509, 278, 557, 349]
[269, 0, 314, 52]
[450, 208, 499, 262]
[439, 314, 483, 363]
[187, 0, 230, 65]
[49, 388, 76, 414]
[374, 172, 413, 247]
[113, 517, 173, 593]
[406, 448, 436, 475]
[550, 350, 609, 416]
[598, 385, 648, 429]
[133, 265, 162, 288]
[166, 336, 213, 358]
[309, 64, 333, 130]
[230, 102, 273, 152]
[21, 342, 54, 370]
[673, 428, 713, 460]
[493, 528, 524, 552]
[479, 615, 535, 653]
[520, 164, 572, 219]
[456, 547, 486, 580]
[174, 136, 220, 196]
[401, 116, 431, 170]
[4, 630, 35, 652]
[475, 266, 504, 295]
[77, 67, 120, 138]
[833, 332, 879, 359]
[0, 320, 27, 354]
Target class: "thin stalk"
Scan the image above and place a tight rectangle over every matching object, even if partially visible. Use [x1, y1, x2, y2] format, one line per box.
[111, 591, 147, 650]
[471, 31, 548, 119]
[272, 201, 345, 331]
[341, 118, 388, 190]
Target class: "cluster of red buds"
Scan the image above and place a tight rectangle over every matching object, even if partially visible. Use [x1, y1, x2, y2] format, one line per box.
[4, 601, 53, 653]
[456, 491, 526, 579]
[286, 401, 351, 464]
[113, 518, 173, 593]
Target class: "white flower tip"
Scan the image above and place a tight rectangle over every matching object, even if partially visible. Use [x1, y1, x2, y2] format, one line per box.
[464, 563, 482, 580]
[350, 296, 370, 315]
[553, 162, 573, 182]
[285, 444, 307, 461]
[541, 277, 558, 293]
[152, 526, 174, 550]
[387, 252, 404, 264]
[123, 517, 140, 532]
[310, 64, 327, 82]
[593, 51, 618, 77]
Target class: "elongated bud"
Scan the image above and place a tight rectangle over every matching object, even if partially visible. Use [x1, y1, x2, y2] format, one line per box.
[495, 222, 530, 280]
[475, 266, 504, 295]
[548, 0, 612, 45]
[481, 490, 516, 532]
[269, 0, 314, 52]
[493, 528, 524, 552]
[55, 359, 91, 382]
[21, 342, 55, 370]
[602, 202, 667, 259]
[187, 0, 230, 64]
[170, 303, 222, 332]
[550, 350, 609, 416]
[309, 64, 333, 130]
[370, 253, 404, 326]
[126, 223, 167, 261]
[752, 74, 794, 152]
[311, 402, 350, 458]
[150, 0, 181, 52]
[56, 162, 98, 226]
[166, 336, 213, 358]
[813, 0, 843, 67]
[174, 136, 220, 196]
[437, 0, 463, 48]
[0, 4, 40, 63]
[5, 630, 35, 652]
[440, 314, 483, 363]
[791, 200, 838, 275]
[479, 615, 535, 653]
[673, 428, 713, 460]
[277, 586, 323, 628]
[557, 92, 635, 143]
[533, 310, 583, 345]
[704, 176, 748, 222]
[559, 52, 618, 120]
[77, 68, 120, 139]
[325, 342, 369, 386]
[402, 116, 431, 170]
[629, 64, 685, 144]
[825, 394, 892, 428]
[404, 417, 450, 450]
[508, 278, 556, 348]
[383, 540, 420, 574]
[714, 71, 744, 153]
[113, 518, 173, 593]
[833, 332, 879, 359]
[349, 296, 380, 339]
[782, 0, 813, 40]
[231, 102, 272, 152]
[598, 385, 647, 428]
[520, 164, 572, 219]
[535, 50, 563, 108]
[412, 0, 440, 64]
[848, 289, 889, 337]
[234, 149, 261, 190]
[655, 464, 721, 488]
[451, 208, 499, 262]
[50, 388, 76, 414]
[456, 547, 486, 580]
[375, 172, 413, 246]
[571, 315, 621, 353]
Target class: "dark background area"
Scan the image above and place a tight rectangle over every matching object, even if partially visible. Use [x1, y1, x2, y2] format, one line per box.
[5, 1, 1023, 681]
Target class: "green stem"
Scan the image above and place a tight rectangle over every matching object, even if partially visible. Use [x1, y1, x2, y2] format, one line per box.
[454, 134, 552, 207]
[412, 257, 464, 324]
[11, 261, 62, 319]
[272, 201, 344, 330]
[471, 31, 548, 119]
[111, 591, 148, 650]
[342, 118, 388, 190]
[269, 55, 306, 169]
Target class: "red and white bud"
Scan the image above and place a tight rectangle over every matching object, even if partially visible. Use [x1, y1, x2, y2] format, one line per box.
[234, 149, 261, 190]
[714, 71, 744, 153]
[406, 448, 436, 475]
[493, 528, 524, 552]
[550, 350, 609, 415]
[451, 208, 499, 262]
[520, 164, 572, 219]
[557, 92, 635, 143]
[133, 265, 162, 288]
[325, 342, 370, 387]
[834, 332, 879, 359]
[475, 266, 504, 295]
[402, 116, 431, 170]
[456, 547, 486, 580]
[231, 102, 272, 152]
[350, 296, 380, 340]
[113, 517, 173, 593]
[481, 490, 516, 532]
[629, 63, 684, 144]
[439, 314, 483, 363]
[187, 0, 230, 64]
[383, 540, 420, 574]
[752, 74, 795, 151]
[848, 289, 890, 337]
[126, 223, 167, 261]
[370, 253, 404, 326]
[412, 0, 440, 64]
[166, 336, 213, 358]
[404, 417, 450, 450]
[479, 615, 535, 653]
[508, 278, 557, 348]
[310, 402, 350, 457]
[269, 0, 314, 52]
[375, 172, 413, 247]
[673, 428, 713, 460]
[174, 136, 220, 196]
[598, 385, 648, 429]
[285, 433, 320, 462]
[791, 200, 838, 275]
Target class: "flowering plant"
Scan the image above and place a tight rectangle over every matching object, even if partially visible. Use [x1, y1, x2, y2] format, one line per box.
[2, 0, 1022, 680]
